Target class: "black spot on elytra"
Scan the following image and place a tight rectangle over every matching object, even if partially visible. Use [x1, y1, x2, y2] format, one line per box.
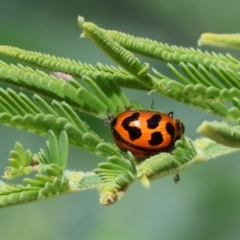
[147, 114, 161, 129]
[122, 112, 142, 140]
[148, 131, 163, 145]
[128, 127, 142, 140]
[166, 122, 175, 138]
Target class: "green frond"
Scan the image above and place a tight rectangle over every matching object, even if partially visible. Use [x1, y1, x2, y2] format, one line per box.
[0, 88, 127, 157]
[0, 182, 39, 207]
[137, 136, 239, 187]
[3, 143, 34, 179]
[0, 147, 103, 207]
[0, 45, 89, 76]
[26, 131, 67, 171]
[95, 156, 136, 205]
[1, 16, 240, 207]
[3, 130, 69, 180]
[169, 62, 240, 90]
[0, 46, 149, 91]
[104, 29, 240, 70]
[0, 61, 73, 103]
[78, 16, 154, 89]
[193, 138, 239, 159]
[137, 137, 196, 185]
[0, 60, 143, 118]
[199, 33, 240, 49]
[152, 63, 240, 123]
[197, 121, 240, 147]
[0, 172, 69, 207]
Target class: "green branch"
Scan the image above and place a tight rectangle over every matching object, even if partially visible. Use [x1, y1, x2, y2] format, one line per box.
[0, 16, 239, 207]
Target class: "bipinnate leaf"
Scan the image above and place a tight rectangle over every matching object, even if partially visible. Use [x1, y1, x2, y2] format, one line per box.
[0, 16, 240, 207]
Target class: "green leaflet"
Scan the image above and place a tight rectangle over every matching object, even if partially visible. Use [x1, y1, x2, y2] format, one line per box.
[0, 173, 69, 207]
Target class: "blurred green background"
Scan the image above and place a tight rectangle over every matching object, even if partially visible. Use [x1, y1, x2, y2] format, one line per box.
[1, 0, 240, 239]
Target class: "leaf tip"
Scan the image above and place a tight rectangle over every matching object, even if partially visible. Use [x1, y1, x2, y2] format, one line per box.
[99, 183, 124, 206]
[80, 33, 87, 39]
[140, 173, 150, 188]
[77, 15, 85, 27]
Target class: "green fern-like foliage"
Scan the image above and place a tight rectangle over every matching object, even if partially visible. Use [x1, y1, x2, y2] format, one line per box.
[0, 16, 239, 207]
